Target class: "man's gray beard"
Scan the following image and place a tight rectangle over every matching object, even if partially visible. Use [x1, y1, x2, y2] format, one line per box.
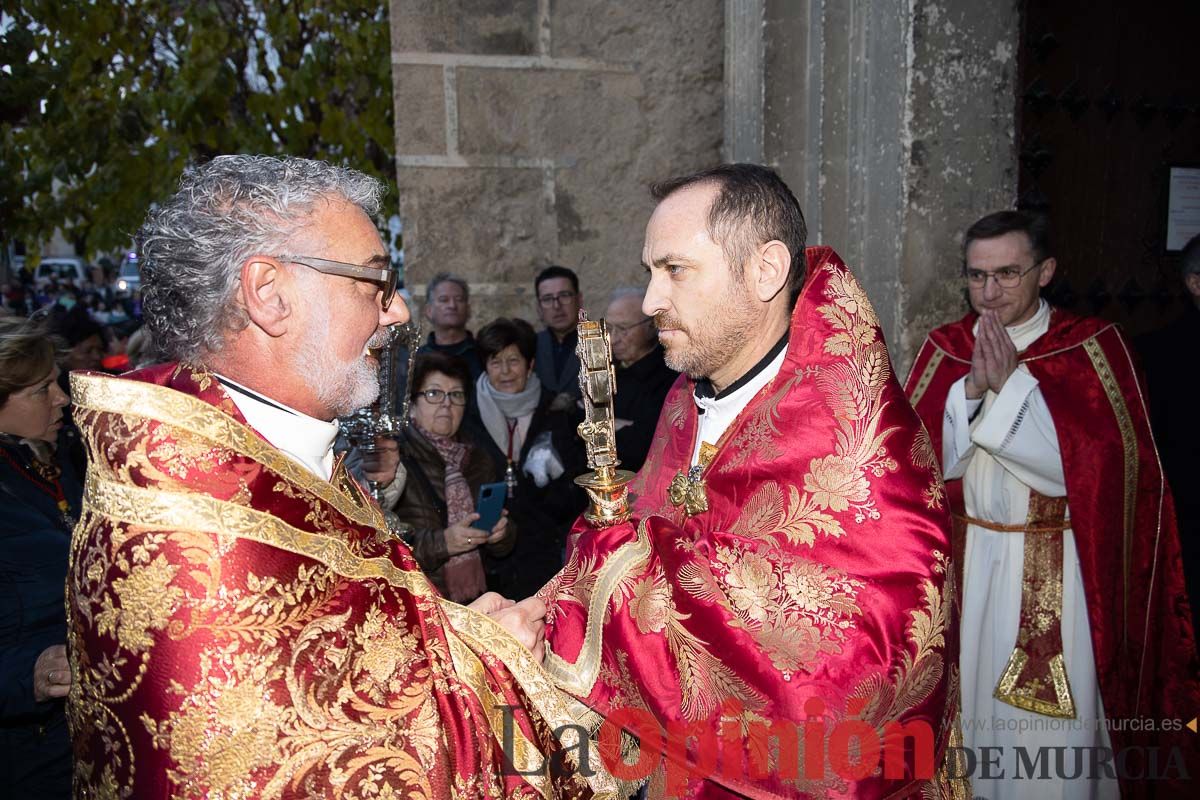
[292, 316, 383, 418]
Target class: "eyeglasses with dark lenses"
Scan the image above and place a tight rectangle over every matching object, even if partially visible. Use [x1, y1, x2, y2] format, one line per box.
[537, 290, 578, 308]
[278, 254, 400, 311]
[419, 388, 467, 406]
[964, 261, 1043, 289]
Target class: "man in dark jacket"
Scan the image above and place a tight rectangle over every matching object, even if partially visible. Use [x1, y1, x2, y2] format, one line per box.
[532, 265, 583, 410]
[416, 272, 484, 381]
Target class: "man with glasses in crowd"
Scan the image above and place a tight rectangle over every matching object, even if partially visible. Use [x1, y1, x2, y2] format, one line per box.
[602, 286, 677, 471]
[63, 155, 615, 798]
[532, 264, 583, 410]
[905, 210, 1197, 799]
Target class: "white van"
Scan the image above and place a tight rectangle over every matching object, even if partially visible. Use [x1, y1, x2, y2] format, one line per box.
[33, 256, 92, 287]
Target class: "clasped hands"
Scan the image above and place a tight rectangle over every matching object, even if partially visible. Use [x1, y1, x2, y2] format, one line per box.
[468, 593, 547, 662]
[965, 309, 1018, 400]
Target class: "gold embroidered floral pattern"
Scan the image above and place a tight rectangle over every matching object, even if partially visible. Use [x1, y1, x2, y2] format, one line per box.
[718, 371, 803, 472]
[143, 648, 290, 794]
[718, 264, 902, 546]
[805, 454, 872, 512]
[729, 480, 841, 547]
[628, 574, 673, 634]
[95, 554, 183, 654]
[911, 426, 946, 510]
[610, 558, 765, 721]
[354, 606, 422, 694]
[148, 431, 232, 479]
[703, 544, 863, 678]
[67, 370, 619, 800]
[850, 551, 951, 729]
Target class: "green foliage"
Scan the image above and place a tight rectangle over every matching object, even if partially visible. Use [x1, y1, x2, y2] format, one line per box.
[0, 0, 398, 259]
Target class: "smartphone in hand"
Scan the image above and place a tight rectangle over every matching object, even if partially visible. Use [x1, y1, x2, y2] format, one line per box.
[472, 481, 507, 532]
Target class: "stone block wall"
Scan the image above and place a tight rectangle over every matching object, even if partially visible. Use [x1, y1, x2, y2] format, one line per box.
[390, 0, 724, 328]
[762, 0, 1019, 374]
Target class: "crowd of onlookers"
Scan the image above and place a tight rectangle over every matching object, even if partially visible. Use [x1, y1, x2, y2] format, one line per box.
[366, 265, 678, 603]
[1, 269, 156, 375]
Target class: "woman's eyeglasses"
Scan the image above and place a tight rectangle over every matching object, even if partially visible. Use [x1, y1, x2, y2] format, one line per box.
[418, 388, 467, 406]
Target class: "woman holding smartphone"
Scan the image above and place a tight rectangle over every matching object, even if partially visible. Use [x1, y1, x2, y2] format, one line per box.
[392, 351, 514, 603]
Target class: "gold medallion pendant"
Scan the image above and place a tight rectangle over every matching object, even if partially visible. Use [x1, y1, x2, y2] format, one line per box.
[668, 464, 709, 517]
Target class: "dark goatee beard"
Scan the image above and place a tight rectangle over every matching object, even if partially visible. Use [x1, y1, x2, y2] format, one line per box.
[653, 313, 684, 332]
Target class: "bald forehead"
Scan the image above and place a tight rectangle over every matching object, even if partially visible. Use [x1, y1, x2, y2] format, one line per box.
[606, 293, 646, 321]
[642, 181, 739, 270]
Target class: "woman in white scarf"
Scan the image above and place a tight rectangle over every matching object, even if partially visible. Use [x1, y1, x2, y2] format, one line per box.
[468, 318, 582, 600]
[473, 318, 564, 492]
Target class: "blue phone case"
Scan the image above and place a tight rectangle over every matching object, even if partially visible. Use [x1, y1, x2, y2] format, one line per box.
[471, 482, 507, 531]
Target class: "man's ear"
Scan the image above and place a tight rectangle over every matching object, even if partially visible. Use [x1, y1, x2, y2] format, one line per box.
[239, 256, 292, 337]
[752, 240, 792, 303]
[1037, 257, 1057, 288]
[1185, 272, 1200, 299]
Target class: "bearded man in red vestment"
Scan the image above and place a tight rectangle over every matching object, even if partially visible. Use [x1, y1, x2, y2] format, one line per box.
[904, 210, 1199, 799]
[65, 156, 617, 799]
[542, 164, 965, 798]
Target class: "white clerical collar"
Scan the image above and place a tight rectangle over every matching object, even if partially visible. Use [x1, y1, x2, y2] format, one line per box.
[691, 334, 789, 465]
[215, 373, 339, 481]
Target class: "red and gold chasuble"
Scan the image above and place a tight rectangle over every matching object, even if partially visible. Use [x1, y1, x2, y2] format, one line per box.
[905, 310, 1200, 798]
[543, 249, 965, 799]
[65, 364, 618, 800]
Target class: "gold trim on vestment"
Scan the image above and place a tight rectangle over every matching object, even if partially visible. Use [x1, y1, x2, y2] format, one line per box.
[908, 348, 946, 408]
[85, 475, 435, 597]
[440, 603, 621, 799]
[1082, 337, 1138, 647]
[442, 633, 554, 800]
[543, 522, 652, 696]
[70, 372, 385, 531]
[995, 650, 1075, 718]
[991, 494, 1076, 718]
[86, 474, 620, 796]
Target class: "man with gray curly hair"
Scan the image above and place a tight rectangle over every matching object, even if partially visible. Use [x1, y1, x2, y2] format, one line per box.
[64, 156, 612, 799]
[138, 154, 399, 418]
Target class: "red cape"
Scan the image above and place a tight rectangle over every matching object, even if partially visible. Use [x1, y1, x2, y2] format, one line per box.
[905, 309, 1200, 797]
[545, 248, 961, 798]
